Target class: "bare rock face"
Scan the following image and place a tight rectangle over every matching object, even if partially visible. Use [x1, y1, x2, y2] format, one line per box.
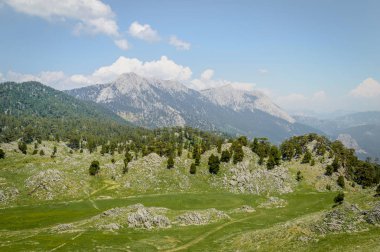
[175, 208, 230, 226]
[223, 161, 294, 195]
[25, 169, 71, 200]
[363, 202, 380, 225]
[258, 197, 288, 209]
[127, 207, 171, 229]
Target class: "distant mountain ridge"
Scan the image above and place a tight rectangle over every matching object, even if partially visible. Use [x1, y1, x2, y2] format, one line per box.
[294, 111, 380, 160]
[67, 73, 319, 142]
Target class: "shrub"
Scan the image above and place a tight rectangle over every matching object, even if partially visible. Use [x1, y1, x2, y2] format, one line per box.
[334, 192, 345, 204]
[326, 184, 331, 191]
[208, 154, 220, 174]
[39, 149, 45, 156]
[220, 150, 231, 163]
[32, 149, 38, 155]
[301, 150, 312, 164]
[337, 175, 345, 188]
[296, 171, 303, 181]
[325, 165, 333, 176]
[167, 155, 174, 169]
[190, 163, 196, 174]
[310, 159, 315, 166]
[375, 184, 380, 196]
[18, 141, 27, 154]
[89, 160, 100, 176]
[266, 156, 276, 170]
[0, 149, 5, 159]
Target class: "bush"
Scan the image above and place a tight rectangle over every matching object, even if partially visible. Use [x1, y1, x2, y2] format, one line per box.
[190, 163, 196, 174]
[334, 192, 345, 204]
[167, 155, 174, 169]
[296, 171, 303, 181]
[375, 184, 380, 196]
[18, 141, 27, 154]
[301, 150, 312, 164]
[325, 165, 333, 176]
[232, 145, 244, 164]
[89, 160, 100, 176]
[208, 154, 220, 174]
[266, 156, 276, 170]
[326, 184, 331, 191]
[337, 175, 345, 188]
[0, 149, 5, 159]
[123, 158, 129, 174]
[220, 150, 231, 163]
[32, 149, 38, 155]
[310, 159, 315, 166]
[39, 149, 45, 156]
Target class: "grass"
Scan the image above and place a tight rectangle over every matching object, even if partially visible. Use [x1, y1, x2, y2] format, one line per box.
[0, 141, 379, 251]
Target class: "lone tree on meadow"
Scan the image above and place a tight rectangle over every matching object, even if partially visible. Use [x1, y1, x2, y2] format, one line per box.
[89, 160, 100, 176]
[334, 192, 345, 205]
[208, 154, 220, 174]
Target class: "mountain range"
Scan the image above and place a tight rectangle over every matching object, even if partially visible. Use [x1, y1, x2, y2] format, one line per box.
[67, 73, 318, 143]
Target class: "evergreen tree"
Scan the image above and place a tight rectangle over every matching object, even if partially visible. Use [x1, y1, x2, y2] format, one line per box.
[296, 171, 303, 181]
[332, 157, 340, 172]
[18, 141, 27, 154]
[266, 155, 276, 170]
[325, 165, 333, 176]
[334, 192, 344, 204]
[167, 155, 174, 169]
[89, 160, 100, 176]
[310, 159, 315, 166]
[208, 154, 220, 174]
[233, 144, 244, 164]
[301, 150, 312, 164]
[190, 163, 196, 174]
[337, 175, 345, 188]
[220, 150, 231, 163]
[258, 156, 264, 165]
[217, 141, 222, 153]
[0, 149, 5, 159]
[270, 145, 281, 166]
[125, 151, 133, 163]
[123, 158, 129, 174]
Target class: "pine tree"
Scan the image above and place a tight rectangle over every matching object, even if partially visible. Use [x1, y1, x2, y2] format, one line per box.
[18, 141, 27, 154]
[208, 154, 220, 174]
[233, 144, 244, 164]
[301, 150, 312, 164]
[325, 165, 333, 176]
[190, 163, 196, 174]
[334, 192, 344, 204]
[337, 175, 345, 188]
[167, 155, 174, 169]
[266, 155, 276, 170]
[89, 160, 100, 176]
[332, 157, 340, 172]
[220, 150, 231, 163]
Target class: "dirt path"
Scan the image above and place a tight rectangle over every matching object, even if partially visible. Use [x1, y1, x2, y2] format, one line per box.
[162, 216, 254, 252]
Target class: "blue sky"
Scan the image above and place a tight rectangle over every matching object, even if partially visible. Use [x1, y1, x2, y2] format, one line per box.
[0, 0, 380, 113]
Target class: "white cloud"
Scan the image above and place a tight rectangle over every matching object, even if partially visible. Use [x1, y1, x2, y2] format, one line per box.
[114, 39, 129, 50]
[275, 90, 328, 112]
[4, 0, 129, 50]
[189, 69, 255, 91]
[128, 21, 160, 42]
[258, 68, 269, 74]
[200, 69, 214, 80]
[169, 36, 191, 50]
[349, 78, 380, 98]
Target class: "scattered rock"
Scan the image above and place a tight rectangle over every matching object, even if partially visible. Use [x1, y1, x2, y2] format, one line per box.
[258, 197, 288, 209]
[97, 223, 122, 231]
[176, 208, 230, 226]
[127, 206, 170, 229]
[230, 205, 256, 213]
[363, 202, 380, 225]
[51, 223, 74, 232]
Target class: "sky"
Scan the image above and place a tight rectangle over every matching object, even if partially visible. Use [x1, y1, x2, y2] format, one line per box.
[0, 0, 380, 114]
